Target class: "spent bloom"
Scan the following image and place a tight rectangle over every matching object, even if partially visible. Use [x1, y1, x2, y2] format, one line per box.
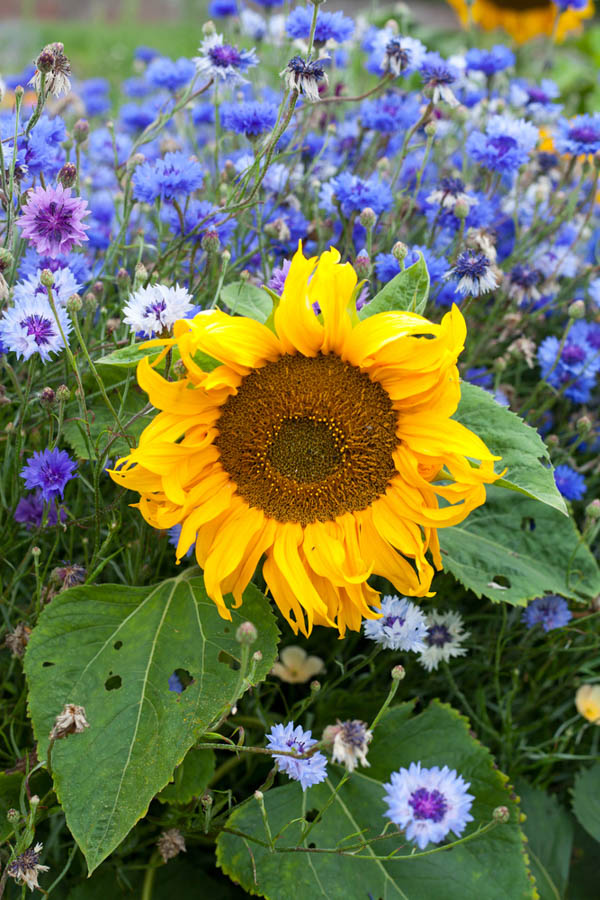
[281, 56, 328, 103]
[0, 293, 72, 362]
[323, 719, 372, 772]
[575, 684, 600, 724]
[123, 283, 195, 337]
[363, 595, 429, 652]
[419, 52, 459, 107]
[194, 33, 258, 85]
[31, 42, 71, 97]
[521, 595, 572, 632]
[7, 842, 49, 892]
[49, 703, 90, 740]
[383, 762, 474, 850]
[270, 645, 325, 683]
[445, 251, 499, 297]
[418, 610, 470, 672]
[18, 184, 89, 258]
[379, 35, 426, 77]
[157, 828, 186, 862]
[20, 448, 77, 501]
[427, 176, 474, 210]
[266, 721, 328, 790]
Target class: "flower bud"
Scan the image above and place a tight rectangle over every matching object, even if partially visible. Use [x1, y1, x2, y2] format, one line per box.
[32, 546, 41, 558]
[310, 679, 321, 693]
[359, 207, 376, 229]
[424, 120, 437, 137]
[546, 433, 559, 448]
[236, 621, 258, 645]
[453, 199, 469, 220]
[29, 794, 40, 808]
[203, 19, 217, 35]
[40, 269, 54, 288]
[58, 162, 77, 189]
[201, 230, 221, 254]
[6, 808, 19, 823]
[568, 300, 585, 320]
[36, 49, 55, 74]
[585, 498, 600, 520]
[254, 789, 264, 800]
[83, 292, 97, 314]
[0, 247, 14, 272]
[56, 384, 70, 402]
[493, 806, 510, 824]
[201, 792, 213, 808]
[354, 251, 371, 279]
[391, 664, 406, 681]
[66, 294, 82, 314]
[134, 262, 148, 289]
[127, 153, 146, 173]
[73, 118, 89, 143]
[392, 241, 408, 263]
[252, 650, 263, 663]
[39, 387, 56, 409]
[14, 85, 24, 100]
[116, 268, 131, 292]
[576, 415, 593, 435]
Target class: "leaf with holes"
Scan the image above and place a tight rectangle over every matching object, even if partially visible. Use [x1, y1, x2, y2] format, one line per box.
[217, 702, 533, 900]
[359, 252, 430, 318]
[24, 570, 279, 874]
[571, 763, 600, 842]
[439, 485, 600, 605]
[454, 383, 567, 515]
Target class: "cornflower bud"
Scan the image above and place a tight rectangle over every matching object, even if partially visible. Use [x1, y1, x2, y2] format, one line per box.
[127, 153, 146, 173]
[73, 118, 89, 143]
[40, 269, 54, 288]
[354, 251, 371, 279]
[116, 268, 131, 293]
[66, 294, 82, 314]
[310, 679, 321, 693]
[58, 163, 77, 189]
[586, 498, 600, 520]
[201, 230, 221, 254]
[203, 19, 216, 35]
[39, 387, 56, 409]
[424, 120, 437, 137]
[568, 300, 585, 319]
[236, 621, 258, 645]
[56, 384, 70, 402]
[6, 808, 19, 823]
[391, 664, 406, 681]
[453, 199, 470, 219]
[36, 49, 55, 74]
[493, 806, 510, 824]
[0, 247, 14, 272]
[359, 207, 376, 229]
[392, 241, 408, 263]
[576, 415, 593, 435]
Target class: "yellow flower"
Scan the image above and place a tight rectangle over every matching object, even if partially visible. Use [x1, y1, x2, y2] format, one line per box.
[446, 0, 593, 44]
[110, 245, 499, 636]
[270, 645, 325, 683]
[575, 684, 600, 724]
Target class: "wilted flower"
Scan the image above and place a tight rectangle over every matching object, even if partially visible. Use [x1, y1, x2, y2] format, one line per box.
[7, 842, 49, 892]
[4, 622, 32, 658]
[49, 703, 89, 740]
[418, 610, 470, 672]
[323, 719, 372, 772]
[157, 828, 187, 862]
[575, 684, 600, 724]
[445, 251, 499, 297]
[270, 645, 325, 683]
[281, 56, 328, 102]
[30, 42, 71, 97]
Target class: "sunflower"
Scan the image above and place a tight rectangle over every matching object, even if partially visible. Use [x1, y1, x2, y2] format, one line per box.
[110, 246, 499, 636]
[447, 0, 593, 44]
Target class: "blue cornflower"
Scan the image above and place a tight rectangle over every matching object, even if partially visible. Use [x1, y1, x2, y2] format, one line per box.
[240, 8, 269, 38]
[372, 34, 426, 77]
[20, 449, 77, 501]
[13, 266, 80, 308]
[465, 45, 515, 76]
[133, 151, 203, 204]
[0, 294, 72, 362]
[252, 0, 283, 7]
[161, 199, 236, 246]
[466, 115, 538, 174]
[555, 115, 600, 156]
[522, 595, 573, 632]
[360, 93, 421, 134]
[321, 172, 393, 217]
[120, 101, 158, 133]
[135, 46, 159, 63]
[419, 52, 459, 106]
[267, 259, 291, 295]
[122, 76, 152, 98]
[266, 722, 328, 791]
[145, 57, 196, 92]
[168, 524, 195, 557]
[363, 595, 428, 652]
[537, 321, 600, 403]
[383, 762, 474, 850]
[375, 253, 402, 283]
[208, 0, 239, 16]
[445, 251, 498, 297]
[554, 0, 588, 8]
[79, 78, 111, 116]
[168, 672, 184, 693]
[194, 33, 258, 85]
[14, 491, 65, 529]
[18, 249, 91, 286]
[220, 100, 278, 137]
[285, 7, 354, 44]
[466, 367, 493, 388]
[554, 464, 586, 501]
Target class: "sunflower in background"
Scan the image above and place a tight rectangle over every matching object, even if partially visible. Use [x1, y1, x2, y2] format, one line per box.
[447, 0, 594, 44]
[110, 246, 499, 637]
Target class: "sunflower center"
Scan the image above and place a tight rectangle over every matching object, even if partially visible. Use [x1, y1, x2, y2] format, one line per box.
[215, 353, 398, 526]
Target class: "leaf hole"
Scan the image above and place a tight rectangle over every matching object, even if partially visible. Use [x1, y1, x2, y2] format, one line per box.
[114, 640, 123, 650]
[105, 674, 122, 691]
[218, 650, 240, 671]
[307, 842, 316, 849]
[492, 575, 511, 588]
[304, 809, 319, 823]
[169, 668, 194, 693]
[521, 517, 536, 532]
[42, 661, 54, 668]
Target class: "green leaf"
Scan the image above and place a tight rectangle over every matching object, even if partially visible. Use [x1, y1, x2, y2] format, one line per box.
[157, 748, 215, 804]
[567, 822, 600, 900]
[572, 763, 600, 842]
[220, 282, 272, 323]
[439, 485, 600, 605]
[359, 252, 430, 319]
[96, 344, 161, 368]
[516, 781, 573, 900]
[217, 701, 533, 900]
[25, 570, 279, 874]
[62, 393, 150, 461]
[454, 383, 567, 515]
[0, 773, 24, 842]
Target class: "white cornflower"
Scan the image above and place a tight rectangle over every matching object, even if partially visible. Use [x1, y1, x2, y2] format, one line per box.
[418, 610, 470, 672]
[323, 719, 372, 772]
[363, 595, 428, 652]
[123, 283, 194, 337]
[194, 33, 258, 86]
[271, 645, 325, 683]
[7, 843, 50, 892]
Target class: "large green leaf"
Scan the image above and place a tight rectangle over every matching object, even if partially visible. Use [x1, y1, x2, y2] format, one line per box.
[571, 763, 600, 842]
[217, 702, 533, 900]
[517, 781, 573, 900]
[220, 281, 272, 322]
[454, 383, 567, 515]
[25, 570, 279, 873]
[157, 748, 215, 805]
[96, 344, 161, 368]
[439, 486, 600, 605]
[359, 253, 430, 318]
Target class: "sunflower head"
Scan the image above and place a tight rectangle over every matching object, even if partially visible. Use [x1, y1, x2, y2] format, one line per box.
[447, 0, 593, 43]
[110, 245, 499, 636]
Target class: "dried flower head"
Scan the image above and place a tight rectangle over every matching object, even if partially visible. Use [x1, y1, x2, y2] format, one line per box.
[157, 828, 187, 862]
[4, 622, 32, 658]
[7, 842, 49, 892]
[281, 56, 328, 103]
[49, 703, 89, 740]
[323, 719, 372, 772]
[30, 42, 71, 98]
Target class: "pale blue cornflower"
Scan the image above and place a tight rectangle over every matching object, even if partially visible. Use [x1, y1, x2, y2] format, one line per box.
[123, 283, 195, 337]
[266, 722, 328, 790]
[194, 33, 258, 85]
[363, 595, 428, 652]
[0, 293, 71, 362]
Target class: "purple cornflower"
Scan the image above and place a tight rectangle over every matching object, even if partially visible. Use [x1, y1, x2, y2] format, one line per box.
[220, 101, 278, 137]
[554, 464, 586, 501]
[0, 293, 72, 362]
[282, 56, 328, 103]
[267, 258, 291, 295]
[266, 722, 328, 790]
[285, 7, 355, 44]
[363, 595, 428, 652]
[465, 45, 515, 76]
[466, 115, 538, 174]
[145, 56, 196, 92]
[14, 491, 65, 529]
[17, 183, 89, 258]
[383, 762, 474, 850]
[537, 321, 600, 404]
[20, 449, 77, 501]
[555, 114, 600, 156]
[194, 33, 258, 85]
[419, 52, 459, 106]
[445, 251, 498, 297]
[522, 595, 573, 632]
[132, 151, 203, 204]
